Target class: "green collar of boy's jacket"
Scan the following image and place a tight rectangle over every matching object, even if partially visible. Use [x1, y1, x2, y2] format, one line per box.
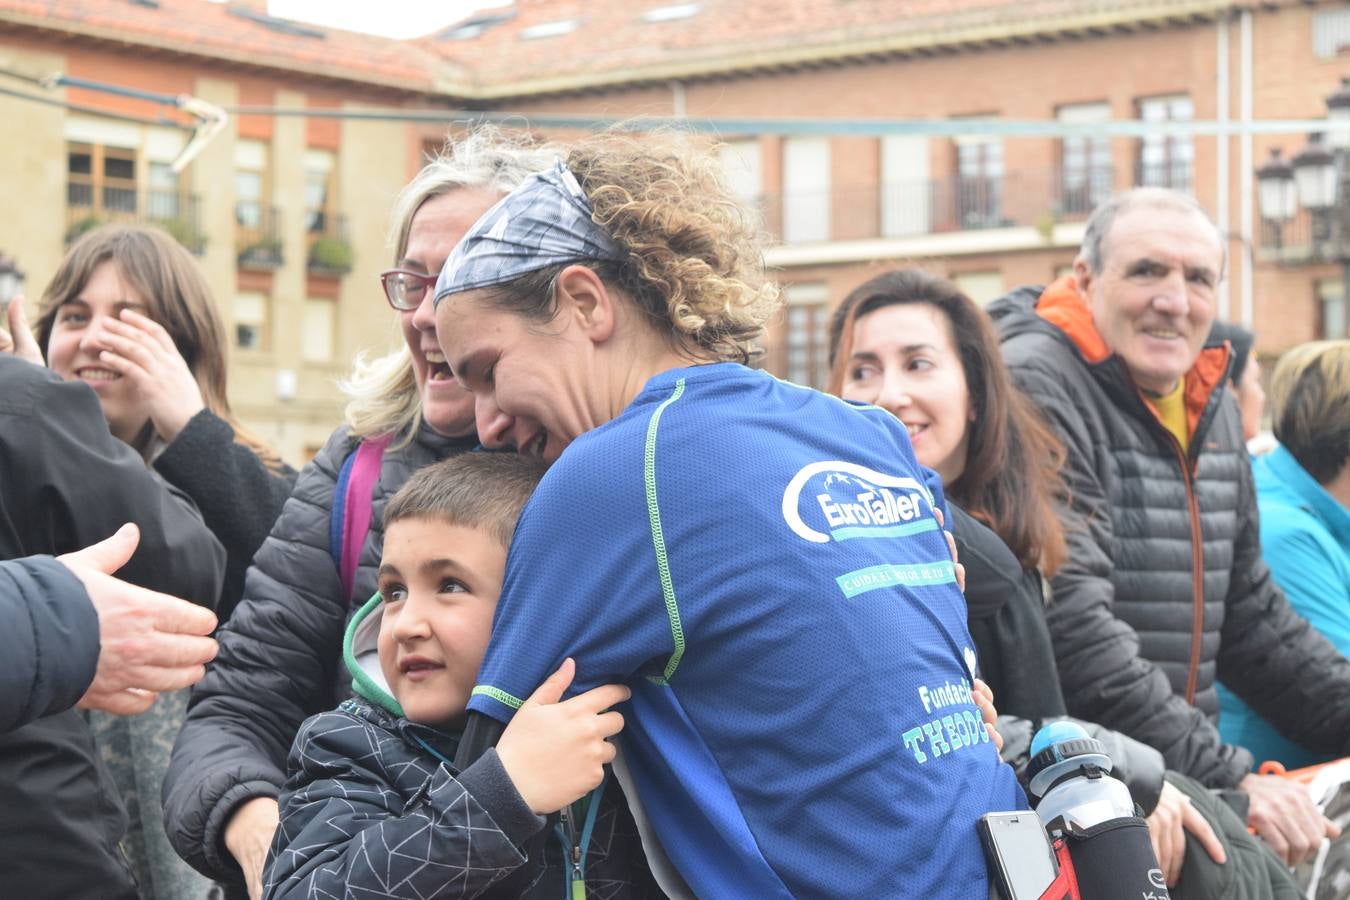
[343, 592, 405, 718]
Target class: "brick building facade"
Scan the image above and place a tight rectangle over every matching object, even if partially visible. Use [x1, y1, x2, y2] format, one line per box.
[0, 0, 1345, 461]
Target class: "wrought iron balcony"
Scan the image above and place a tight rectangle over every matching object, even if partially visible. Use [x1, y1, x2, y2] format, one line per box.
[66, 184, 206, 254]
[305, 213, 352, 276]
[236, 204, 284, 270]
[752, 165, 1119, 245]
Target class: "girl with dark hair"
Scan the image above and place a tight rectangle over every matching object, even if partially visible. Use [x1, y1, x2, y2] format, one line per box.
[828, 267, 1066, 718]
[35, 224, 294, 619]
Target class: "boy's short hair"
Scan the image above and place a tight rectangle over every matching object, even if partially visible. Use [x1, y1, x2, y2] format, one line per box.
[384, 453, 549, 547]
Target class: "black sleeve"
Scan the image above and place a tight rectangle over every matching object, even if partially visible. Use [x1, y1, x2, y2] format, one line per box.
[0, 356, 225, 605]
[1009, 356, 1252, 789]
[950, 504, 1066, 720]
[164, 427, 353, 883]
[154, 409, 297, 623]
[0, 556, 99, 732]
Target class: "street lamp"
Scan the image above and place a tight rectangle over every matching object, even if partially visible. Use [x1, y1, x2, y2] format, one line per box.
[0, 254, 24, 304]
[1255, 148, 1295, 249]
[1254, 78, 1350, 339]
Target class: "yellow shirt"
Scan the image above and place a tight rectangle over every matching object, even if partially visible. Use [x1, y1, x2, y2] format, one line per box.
[1149, 381, 1190, 456]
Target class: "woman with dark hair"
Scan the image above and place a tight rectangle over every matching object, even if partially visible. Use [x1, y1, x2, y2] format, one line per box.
[34, 224, 294, 621]
[828, 267, 1066, 719]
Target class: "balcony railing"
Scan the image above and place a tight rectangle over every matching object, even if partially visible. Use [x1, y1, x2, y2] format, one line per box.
[66, 184, 206, 254]
[306, 214, 352, 276]
[1257, 204, 1350, 266]
[754, 165, 1120, 245]
[237, 204, 284, 271]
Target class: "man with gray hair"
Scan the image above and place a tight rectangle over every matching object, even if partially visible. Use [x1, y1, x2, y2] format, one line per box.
[988, 187, 1350, 868]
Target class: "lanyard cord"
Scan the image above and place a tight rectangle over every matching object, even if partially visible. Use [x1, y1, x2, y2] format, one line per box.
[556, 772, 609, 900]
[412, 733, 608, 899]
[410, 731, 453, 768]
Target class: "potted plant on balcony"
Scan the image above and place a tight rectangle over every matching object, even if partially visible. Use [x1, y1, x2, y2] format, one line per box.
[65, 214, 107, 244]
[156, 217, 207, 255]
[238, 237, 284, 270]
[308, 235, 353, 275]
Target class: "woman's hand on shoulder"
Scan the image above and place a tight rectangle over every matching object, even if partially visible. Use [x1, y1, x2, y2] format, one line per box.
[98, 308, 205, 442]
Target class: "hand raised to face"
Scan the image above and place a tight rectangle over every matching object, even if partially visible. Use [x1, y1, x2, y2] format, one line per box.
[95, 309, 205, 443]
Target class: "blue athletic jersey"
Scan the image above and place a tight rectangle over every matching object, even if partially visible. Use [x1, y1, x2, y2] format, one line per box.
[469, 363, 1026, 898]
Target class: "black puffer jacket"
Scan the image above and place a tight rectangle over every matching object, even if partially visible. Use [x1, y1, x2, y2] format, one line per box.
[950, 504, 1066, 721]
[988, 280, 1350, 789]
[164, 420, 474, 888]
[0, 356, 224, 900]
[265, 701, 662, 900]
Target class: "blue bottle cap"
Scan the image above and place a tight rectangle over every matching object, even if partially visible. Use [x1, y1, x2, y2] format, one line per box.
[1030, 721, 1090, 757]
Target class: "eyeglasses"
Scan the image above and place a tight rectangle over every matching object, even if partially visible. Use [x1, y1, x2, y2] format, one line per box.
[379, 269, 438, 311]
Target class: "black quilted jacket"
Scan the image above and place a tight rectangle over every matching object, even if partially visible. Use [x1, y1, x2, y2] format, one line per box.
[263, 699, 661, 900]
[987, 282, 1350, 790]
[164, 420, 475, 888]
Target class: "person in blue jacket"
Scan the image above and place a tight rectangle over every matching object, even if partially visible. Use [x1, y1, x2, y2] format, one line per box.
[1219, 340, 1350, 770]
[432, 134, 1025, 899]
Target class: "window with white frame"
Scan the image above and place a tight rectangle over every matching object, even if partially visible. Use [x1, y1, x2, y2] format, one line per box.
[303, 149, 336, 233]
[952, 271, 1005, 307]
[1319, 279, 1348, 339]
[235, 140, 268, 229]
[301, 297, 336, 362]
[953, 129, 1003, 228]
[880, 135, 930, 237]
[1058, 102, 1112, 215]
[782, 137, 830, 243]
[783, 282, 831, 388]
[1137, 95, 1194, 191]
[718, 139, 763, 208]
[234, 291, 268, 351]
[1313, 6, 1350, 59]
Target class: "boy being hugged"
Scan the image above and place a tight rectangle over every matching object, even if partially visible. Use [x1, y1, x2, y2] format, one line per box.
[263, 454, 660, 899]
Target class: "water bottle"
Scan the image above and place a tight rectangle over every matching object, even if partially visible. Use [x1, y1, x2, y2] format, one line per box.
[1027, 722, 1170, 900]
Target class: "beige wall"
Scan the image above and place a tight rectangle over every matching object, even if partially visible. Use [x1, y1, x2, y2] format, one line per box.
[0, 44, 68, 312]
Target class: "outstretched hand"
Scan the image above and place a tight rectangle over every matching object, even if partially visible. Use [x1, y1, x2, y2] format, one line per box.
[96, 309, 204, 442]
[0, 297, 43, 365]
[497, 658, 629, 815]
[58, 523, 218, 715]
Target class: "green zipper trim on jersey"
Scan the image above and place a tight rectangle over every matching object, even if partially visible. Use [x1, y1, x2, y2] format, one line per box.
[645, 378, 687, 683]
[470, 685, 525, 709]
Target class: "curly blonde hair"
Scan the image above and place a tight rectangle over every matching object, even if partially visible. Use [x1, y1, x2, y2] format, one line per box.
[479, 131, 780, 363]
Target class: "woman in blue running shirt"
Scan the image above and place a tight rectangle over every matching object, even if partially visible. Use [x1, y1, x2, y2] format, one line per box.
[432, 132, 1025, 899]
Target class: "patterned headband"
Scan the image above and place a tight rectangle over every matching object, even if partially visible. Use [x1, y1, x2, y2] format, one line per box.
[433, 158, 625, 307]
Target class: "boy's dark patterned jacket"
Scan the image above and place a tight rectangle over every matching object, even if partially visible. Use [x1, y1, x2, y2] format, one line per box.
[263, 593, 663, 900]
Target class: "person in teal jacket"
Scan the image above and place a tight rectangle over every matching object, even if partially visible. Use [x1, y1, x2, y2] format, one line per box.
[1219, 340, 1350, 770]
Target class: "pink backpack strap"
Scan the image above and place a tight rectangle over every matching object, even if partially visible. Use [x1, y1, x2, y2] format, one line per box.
[338, 435, 389, 603]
